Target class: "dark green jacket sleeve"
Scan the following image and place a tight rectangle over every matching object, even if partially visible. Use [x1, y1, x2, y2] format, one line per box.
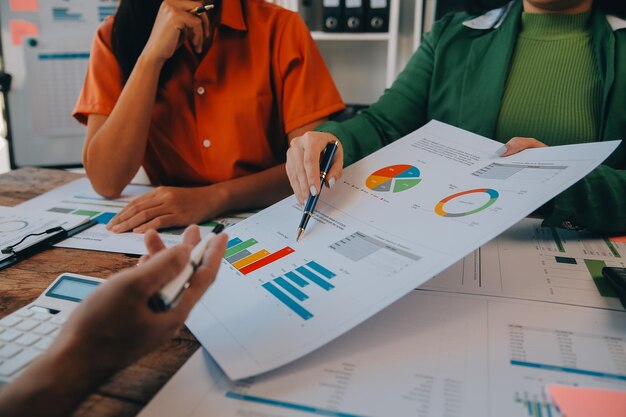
[543, 144, 626, 234]
[316, 16, 452, 165]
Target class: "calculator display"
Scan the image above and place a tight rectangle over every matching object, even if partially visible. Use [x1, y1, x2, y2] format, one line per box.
[45, 275, 101, 303]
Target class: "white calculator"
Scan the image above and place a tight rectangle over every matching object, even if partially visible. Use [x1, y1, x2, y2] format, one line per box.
[0, 273, 104, 387]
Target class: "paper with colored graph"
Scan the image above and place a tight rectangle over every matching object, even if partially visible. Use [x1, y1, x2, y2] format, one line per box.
[186, 120, 620, 379]
[16, 178, 238, 255]
[141, 291, 626, 417]
[423, 217, 626, 311]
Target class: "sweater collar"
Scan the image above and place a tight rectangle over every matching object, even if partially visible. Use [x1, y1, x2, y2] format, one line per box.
[462, 0, 626, 31]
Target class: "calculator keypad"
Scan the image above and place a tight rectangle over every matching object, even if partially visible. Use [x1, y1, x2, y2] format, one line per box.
[0, 307, 63, 382]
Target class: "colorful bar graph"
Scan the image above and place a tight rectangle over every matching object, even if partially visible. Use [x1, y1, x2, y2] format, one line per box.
[224, 238, 258, 258]
[307, 261, 336, 279]
[224, 236, 295, 275]
[239, 246, 295, 275]
[296, 266, 334, 290]
[274, 277, 308, 301]
[233, 250, 271, 270]
[262, 282, 313, 320]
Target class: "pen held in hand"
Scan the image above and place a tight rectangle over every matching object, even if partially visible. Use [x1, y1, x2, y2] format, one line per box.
[296, 141, 339, 242]
[190, 4, 215, 16]
[148, 223, 225, 312]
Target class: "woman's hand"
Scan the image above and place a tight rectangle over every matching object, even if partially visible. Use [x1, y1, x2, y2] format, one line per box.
[498, 137, 548, 156]
[286, 132, 344, 205]
[107, 185, 227, 234]
[142, 0, 210, 62]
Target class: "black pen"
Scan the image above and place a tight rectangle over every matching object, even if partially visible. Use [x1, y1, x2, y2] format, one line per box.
[296, 141, 339, 242]
[190, 4, 215, 16]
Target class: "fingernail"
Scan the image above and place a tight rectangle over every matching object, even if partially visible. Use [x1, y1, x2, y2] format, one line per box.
[496, 145, 507, 156]
[328, 177, 336, 188]
[310, 185, 317, 197]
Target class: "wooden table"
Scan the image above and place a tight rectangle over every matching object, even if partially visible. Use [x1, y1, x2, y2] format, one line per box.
[0, 168, 199, 417]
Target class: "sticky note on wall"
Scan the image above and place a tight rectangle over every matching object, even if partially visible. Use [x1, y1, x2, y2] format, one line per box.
[10, 0, 39, 12]
[9, 19, 39, 46]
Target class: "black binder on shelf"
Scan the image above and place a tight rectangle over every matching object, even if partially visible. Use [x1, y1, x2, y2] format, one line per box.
[345, 0, 366, 32]
[300, 0, 322, 31]
[322, 0, 344, 32]
[366, 0, 389, 32]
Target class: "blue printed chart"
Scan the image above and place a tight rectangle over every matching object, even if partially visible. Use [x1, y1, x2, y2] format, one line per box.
[262, 261, 337, 320]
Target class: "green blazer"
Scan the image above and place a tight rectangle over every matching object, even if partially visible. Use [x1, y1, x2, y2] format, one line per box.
[319, 0, 626, 234]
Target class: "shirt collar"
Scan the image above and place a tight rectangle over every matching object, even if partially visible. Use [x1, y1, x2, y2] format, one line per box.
[606, 15, 626, 31]
[221, 0, 247, 31]
[462, 1, 625, 32]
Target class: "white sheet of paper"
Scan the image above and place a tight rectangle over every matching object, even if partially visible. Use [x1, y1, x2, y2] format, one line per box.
[185, 120, 621, 379]
[0, 206, 87, 261]
[16, 178, 215, 255]
[140, 291, 626, 417]
[423, 218, 626, 311]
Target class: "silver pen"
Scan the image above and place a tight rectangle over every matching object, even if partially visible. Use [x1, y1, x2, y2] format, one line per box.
[148, 224, 225, 312]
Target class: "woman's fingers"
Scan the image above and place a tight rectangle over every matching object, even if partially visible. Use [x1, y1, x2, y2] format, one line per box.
[499, 137, 548, 157]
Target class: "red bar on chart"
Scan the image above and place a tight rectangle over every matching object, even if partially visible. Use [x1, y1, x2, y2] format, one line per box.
[239, 246, 295, 275]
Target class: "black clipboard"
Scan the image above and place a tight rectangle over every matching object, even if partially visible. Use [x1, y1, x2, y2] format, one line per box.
[0, 219, 98, 271]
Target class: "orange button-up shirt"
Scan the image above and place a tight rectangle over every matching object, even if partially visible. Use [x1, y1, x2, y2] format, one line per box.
[73, 0, 345, 186]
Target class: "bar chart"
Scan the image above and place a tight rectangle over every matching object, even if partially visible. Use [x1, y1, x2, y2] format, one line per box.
[262, 261, 337, 320]
[514, 390, 561, 417]
[225, 237, 294, 275]
[472, 162, 568, 182]
[329, 232, 420, 276]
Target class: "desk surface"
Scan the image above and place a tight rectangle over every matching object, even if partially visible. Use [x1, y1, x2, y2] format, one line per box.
[0, 168, 199, 417]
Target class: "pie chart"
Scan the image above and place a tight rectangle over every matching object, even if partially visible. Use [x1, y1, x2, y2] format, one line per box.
[366, 164, 421, 193]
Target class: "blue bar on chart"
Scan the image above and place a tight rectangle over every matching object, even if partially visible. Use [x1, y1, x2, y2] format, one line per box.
[262, 282, 313, 320]
[296, 266, 334, 290]
[274, 277, 308, 301]
[225, 392, 367, 417]
[226, 237, 243, 249]
[285, 272, 309, 288]
[306, 261, 336, 279]
[510, 360, 626, 382]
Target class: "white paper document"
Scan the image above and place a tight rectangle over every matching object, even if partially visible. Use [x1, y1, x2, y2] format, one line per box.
[140, 291, 626, 417]
[185, 120, 621, 379]
[0, 206, 87, 262]
[16, 178, 218, 255]
[423, 218, 626, 311]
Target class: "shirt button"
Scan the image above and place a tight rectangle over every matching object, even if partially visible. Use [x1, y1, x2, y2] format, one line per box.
[196, 86, 205, 95]
[202, 139, 211, 148]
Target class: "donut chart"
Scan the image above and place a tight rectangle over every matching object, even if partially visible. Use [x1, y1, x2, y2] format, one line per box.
[0, 220, 29, 233]
[435, 188, 499, 217]
[366, 165, 421, 193]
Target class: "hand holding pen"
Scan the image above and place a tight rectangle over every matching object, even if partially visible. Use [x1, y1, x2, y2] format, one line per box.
[296, 141, 339, 241]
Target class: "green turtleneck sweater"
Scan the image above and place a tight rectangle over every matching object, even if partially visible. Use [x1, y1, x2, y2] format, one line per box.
[496, 12, 602, 145]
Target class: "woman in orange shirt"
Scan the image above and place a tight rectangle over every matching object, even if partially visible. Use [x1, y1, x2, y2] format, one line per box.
[74, 0, 344, 233]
